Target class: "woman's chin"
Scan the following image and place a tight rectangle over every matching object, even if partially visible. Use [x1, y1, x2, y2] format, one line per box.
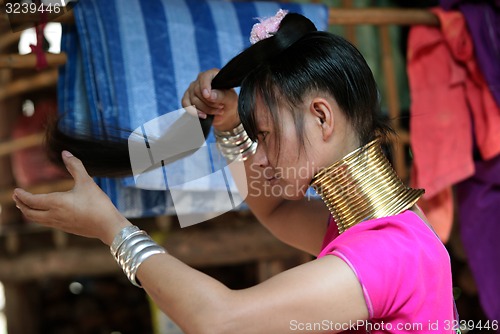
[282, 193, 304, 201]
[280, 186, 309, 200]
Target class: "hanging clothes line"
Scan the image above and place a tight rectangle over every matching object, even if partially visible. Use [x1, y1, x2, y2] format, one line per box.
[328, 8, 439, 25]
[1, 7, 439, 26]
[0, 7, 438, 73]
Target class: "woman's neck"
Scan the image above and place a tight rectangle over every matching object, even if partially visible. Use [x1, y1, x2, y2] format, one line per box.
[310, 139, 424, 233]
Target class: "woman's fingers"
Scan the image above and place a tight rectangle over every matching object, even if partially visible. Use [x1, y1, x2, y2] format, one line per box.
[182, 83, 220, 114]
[197, 71, 227, 106]
[191, 93, 222, 113]
[198, 68, 219, 98]
[61, 151, 91, 185]
[183, 68, 240, 129]
[13, 189, 54, 211]
[11, 156, 126, 242]
[183, 92, 224, 121]
[206, 89, 228, 105]
[13, 193, 51, 223]
[13, 151, 91, 212]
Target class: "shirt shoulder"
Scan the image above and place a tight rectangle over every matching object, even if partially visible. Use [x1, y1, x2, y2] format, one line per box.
[318, 210, 453, 320]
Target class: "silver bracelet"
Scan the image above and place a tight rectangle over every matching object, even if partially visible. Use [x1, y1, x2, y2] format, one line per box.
[127, 246, 166, 286]
[214, 123, 257, 162]
[116, 234, 150, 267]
[215, 123, 245, 136]
[110, 225, 140, 257]
[110, 225, 166, 288]
[221, 141, 258, 161]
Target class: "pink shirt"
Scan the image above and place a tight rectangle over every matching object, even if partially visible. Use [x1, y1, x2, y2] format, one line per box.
[318, 210, 457, 333]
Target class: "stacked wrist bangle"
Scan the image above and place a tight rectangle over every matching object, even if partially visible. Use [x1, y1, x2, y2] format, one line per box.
[214, 123, 257, 161]
[110, 225, 166, 288]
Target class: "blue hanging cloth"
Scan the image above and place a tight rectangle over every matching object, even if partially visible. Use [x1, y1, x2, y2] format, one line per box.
[58, 0, 328, 218]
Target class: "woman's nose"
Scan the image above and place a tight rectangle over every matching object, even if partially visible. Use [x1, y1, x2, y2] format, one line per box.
[252, 143, 269, 168]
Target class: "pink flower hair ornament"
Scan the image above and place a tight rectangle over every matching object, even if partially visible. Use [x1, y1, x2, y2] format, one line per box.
[249, 9, 289, 45]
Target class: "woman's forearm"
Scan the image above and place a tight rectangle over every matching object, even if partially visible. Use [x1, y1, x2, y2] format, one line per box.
[137, 252, 234, 334]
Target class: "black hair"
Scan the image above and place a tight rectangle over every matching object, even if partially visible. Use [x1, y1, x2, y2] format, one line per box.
[46, 13, 391, 177]
[214, 13, 393, 158]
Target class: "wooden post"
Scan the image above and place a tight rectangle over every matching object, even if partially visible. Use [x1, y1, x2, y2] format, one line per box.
[3, 282, 40, 334]
[0, 24, 22, 232]
[0, 20, 39, 334]
[342, 0, 357, 46]
[0, 53, 67, 69]
[379, 25, 407, 181]
[0, 93, 20, 226]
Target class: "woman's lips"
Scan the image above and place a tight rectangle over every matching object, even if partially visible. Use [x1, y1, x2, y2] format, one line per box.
[266, 177, 279, 185]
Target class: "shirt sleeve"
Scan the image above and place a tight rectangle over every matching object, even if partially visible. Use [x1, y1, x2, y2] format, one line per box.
[321, 218, 426, 319]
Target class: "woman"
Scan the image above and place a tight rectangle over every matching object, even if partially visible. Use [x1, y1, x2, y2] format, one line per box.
[12, 11, 457, 333]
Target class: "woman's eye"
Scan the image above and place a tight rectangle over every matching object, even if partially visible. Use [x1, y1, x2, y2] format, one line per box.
[259, 132, 269, 142]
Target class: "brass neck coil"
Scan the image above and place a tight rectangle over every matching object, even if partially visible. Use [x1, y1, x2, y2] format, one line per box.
[310, 139, 424, 233]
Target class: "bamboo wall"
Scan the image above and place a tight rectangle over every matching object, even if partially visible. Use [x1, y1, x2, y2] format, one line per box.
[3, 3, 480, 333]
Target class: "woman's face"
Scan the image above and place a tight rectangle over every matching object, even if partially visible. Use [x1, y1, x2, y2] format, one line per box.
[251, 97, 324, 200]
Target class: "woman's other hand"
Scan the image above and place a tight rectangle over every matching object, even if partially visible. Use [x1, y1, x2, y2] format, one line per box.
[181, 68, 239, 132]
[12, 151, 131, 246]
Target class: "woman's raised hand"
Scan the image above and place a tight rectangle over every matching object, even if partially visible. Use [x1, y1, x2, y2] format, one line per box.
[181, 68, 240, 131]
[12, 69, 241, 245]
[12, 151, 131, 246]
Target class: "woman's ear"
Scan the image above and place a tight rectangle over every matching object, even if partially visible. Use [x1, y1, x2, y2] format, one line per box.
[309, 97, 335, 141]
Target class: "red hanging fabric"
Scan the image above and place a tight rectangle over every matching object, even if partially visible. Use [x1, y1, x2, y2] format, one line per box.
[29, 0, 48, 71]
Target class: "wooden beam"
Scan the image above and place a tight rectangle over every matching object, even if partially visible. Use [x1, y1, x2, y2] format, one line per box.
[0, 7, 75, 25]
[394, 129, 409, 145]
[0, 179, 74, 207]
[0, 68, 58, 101]
[3, 8, 439, 27]
[0, 30, 22, 52]
[166, 221, 304, 268]
[0, 219, 306, 281]
[0, 132, 44, 157]
[0, 52, 67, 69]
[328, 8, 439, 26]
[0, 245, 116, 281]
